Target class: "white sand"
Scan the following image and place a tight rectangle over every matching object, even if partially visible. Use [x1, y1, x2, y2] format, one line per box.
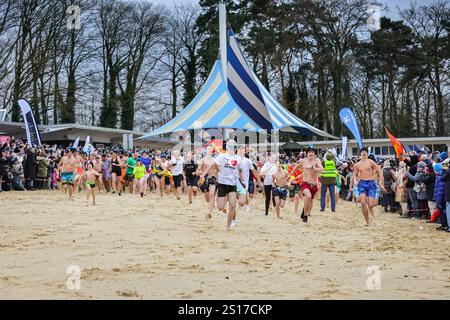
[1, 190, 449, 299]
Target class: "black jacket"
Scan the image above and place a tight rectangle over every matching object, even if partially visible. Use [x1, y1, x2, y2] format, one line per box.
[422, 171, 436, 201]
[406, 155, 419, 189]
[441, 168, 450, 203]
[23, 150, 37, 179]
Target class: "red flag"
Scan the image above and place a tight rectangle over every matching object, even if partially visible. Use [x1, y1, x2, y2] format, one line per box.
[385, 126, 406, 160]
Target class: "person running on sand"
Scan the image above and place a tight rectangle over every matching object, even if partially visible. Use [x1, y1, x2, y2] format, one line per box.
[200, 140, 245, 231]
[125, 153, 137, 194]
[352, 147, 386, 226]
[58, 149, 77, 200]
[83, 162, 101, 206]
[133, 159, 146, 197]
[236, 147, 261, 212]
[170, 150, 185, 200]
[152, 157, 165, 197]
[161, 157, 173, 195]
[287, 158, 303, 215]
[110, 152, 122, 195]
[183, 152, 199, 205]
[272, 160, 289, 219]
[197, 146, 219, 219]
[261, 154, 277, 216]
[291, 146, 324, 223]
[93, 155, 103, 193]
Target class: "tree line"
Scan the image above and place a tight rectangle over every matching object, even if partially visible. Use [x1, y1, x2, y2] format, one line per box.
[0, 0, 449, 138]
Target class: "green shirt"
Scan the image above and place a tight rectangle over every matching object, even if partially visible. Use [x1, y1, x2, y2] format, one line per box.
[133, 165, 145, 179]
[126, 158, 137, 175]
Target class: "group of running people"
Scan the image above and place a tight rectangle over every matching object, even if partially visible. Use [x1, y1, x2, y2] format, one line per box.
[55, 140, 386, 230]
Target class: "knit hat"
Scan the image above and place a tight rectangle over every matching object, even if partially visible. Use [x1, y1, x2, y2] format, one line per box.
[417, 161, 426, 170]
[433, 163, 442, 173]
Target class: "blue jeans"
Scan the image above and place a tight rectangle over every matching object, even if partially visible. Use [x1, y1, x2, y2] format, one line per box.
[445, 202, 450, 228]
[321, 184, 336, 211]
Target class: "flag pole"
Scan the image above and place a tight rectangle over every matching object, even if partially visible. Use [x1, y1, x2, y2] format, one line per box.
[219, 1, 227, 83]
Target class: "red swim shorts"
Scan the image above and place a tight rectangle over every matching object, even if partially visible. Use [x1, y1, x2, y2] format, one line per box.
[301, 182, 318, 199]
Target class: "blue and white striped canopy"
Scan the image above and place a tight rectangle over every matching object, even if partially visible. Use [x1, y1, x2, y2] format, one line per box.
[227, 30, 337, 139]
[140, 60, 260, 138]
[141, 29, 337, 139]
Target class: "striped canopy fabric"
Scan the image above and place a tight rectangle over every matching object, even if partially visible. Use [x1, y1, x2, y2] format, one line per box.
[139, 60, 260, 138]
[227, 30, 337, 139]
[141, 30, 337, 139]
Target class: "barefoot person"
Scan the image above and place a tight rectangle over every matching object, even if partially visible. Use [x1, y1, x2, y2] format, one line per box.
[170, 150, 185, 200]
[352, 147, 386, 225]
[236, 147, 261, 212]
[133, 159, 146, 197]
[83, 162, 101, 205]
[201, 140, 245, 231]
[272, 160, 289, 219]
[287, 159, 303, 215]
[58, 149, 77, 200]
[183, 152, 198, 204]
[197, 146, 218, 219]
[291, 146, 323, 222]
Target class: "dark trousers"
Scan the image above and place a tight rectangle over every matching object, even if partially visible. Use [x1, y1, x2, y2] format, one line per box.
[320, 184, 335, 211]
[264, 185, 273, 215]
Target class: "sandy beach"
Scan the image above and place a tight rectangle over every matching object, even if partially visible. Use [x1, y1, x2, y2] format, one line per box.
[1, 190, 449, 299]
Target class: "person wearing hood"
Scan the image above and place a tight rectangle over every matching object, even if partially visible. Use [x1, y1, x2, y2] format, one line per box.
[23, 148, 37, 190]
[382, 159, 395, 212]
[406, 161, 429, 220]
[439, 159, 450, 232]
[406, 154, 419, 219]
[431, 163, 446, 227]
[422, 163, 436, 218]
[394, 161, 409, 217]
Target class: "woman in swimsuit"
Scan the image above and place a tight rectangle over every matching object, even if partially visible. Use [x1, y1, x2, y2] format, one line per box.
[152, 157, 164, 197]
[111, 152, 122, 194]
[197, 146, 218, 219]
[83, 162, 101, 206]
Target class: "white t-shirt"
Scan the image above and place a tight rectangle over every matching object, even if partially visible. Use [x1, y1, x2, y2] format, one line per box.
[171, 156, 185, 176]
[261, 161, 276, 185]
[214, 153, 241, 186]
[239, 156, 253, 185]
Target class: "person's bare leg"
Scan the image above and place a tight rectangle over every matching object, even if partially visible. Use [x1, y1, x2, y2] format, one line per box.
[86, 187, 90, 204]
[69, 185, 74, 200]
[188, 186, 193, 204]
[294, 194, 300, 214]
[368, 197, 378, 222]
[302, 189, 313, 216]
[275, 197, 280, 218]
[359, 194, 370, 225]
[208, 185, 216, 217]
[92, 188, 96, 205]
[227, 192, 237, 230]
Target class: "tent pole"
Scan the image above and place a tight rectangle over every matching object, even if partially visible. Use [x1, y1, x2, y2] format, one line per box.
[219, 1, 227, 83]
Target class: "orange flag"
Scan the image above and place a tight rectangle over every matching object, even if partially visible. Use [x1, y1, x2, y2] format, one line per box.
[385, 126, 406, 160]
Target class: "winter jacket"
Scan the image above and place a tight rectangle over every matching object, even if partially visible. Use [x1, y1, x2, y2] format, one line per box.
[36, 156, 48, 178]
[441, 168, 450, 203]
[422, 171, 436, 201]
[23, 150, 37, 179]
[406, 155, 419, 189]
[433, 172, 445, 206]
[406, 171, 428, 200]
[382, 167, 394, 192]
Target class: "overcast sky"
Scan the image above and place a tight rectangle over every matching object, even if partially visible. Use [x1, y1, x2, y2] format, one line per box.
[149, 0, 435, 19]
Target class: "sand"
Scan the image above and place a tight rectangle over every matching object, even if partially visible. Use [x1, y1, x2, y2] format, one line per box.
[0, 189, 449, 300]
